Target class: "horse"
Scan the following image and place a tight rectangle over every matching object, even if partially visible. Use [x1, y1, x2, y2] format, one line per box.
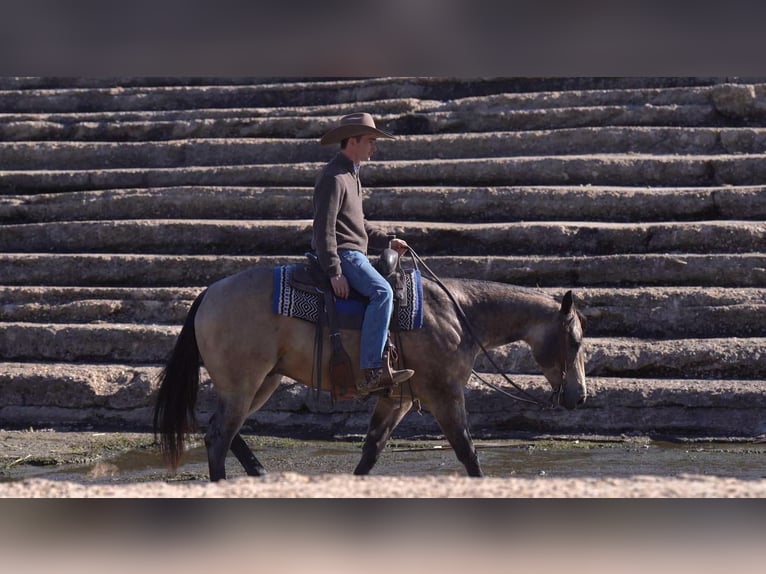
[153, 261, 587, 481]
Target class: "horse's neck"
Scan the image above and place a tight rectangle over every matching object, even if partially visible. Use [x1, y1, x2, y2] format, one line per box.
[454, 280, 557, 348]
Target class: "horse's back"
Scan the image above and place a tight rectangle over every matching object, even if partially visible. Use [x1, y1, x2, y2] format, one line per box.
[199, 266, 273, 321]
[194, 267, 278, 371]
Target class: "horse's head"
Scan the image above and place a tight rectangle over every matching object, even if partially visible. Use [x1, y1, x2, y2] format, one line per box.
[534, 290, 587, 409]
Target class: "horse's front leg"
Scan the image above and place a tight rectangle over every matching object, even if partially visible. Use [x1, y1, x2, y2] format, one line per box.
[354, 394, 414, 475]
[428, 393, 483, 477]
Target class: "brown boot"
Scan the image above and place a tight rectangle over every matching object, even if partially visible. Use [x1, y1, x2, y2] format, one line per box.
[359, 367, 414, 395]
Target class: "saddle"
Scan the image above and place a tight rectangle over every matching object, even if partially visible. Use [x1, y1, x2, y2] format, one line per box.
[290, 249, 405, 301]
[289, 249, 408, 400]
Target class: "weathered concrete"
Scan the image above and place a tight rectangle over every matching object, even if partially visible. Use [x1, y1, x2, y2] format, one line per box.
[1, 362, 763, 437]
[0, 321, 762, 380]
[2, 219, 763, 256]
[1, 77, 764, 436]
[4, 154, 766, 194]
[0, 76, 732, 114]
[3, 185, 765, 224]
[0, 105, 722, 142]
[6, 127, 766, 170]
[1, 253, 765, 288]
[2, 286, 763, 339]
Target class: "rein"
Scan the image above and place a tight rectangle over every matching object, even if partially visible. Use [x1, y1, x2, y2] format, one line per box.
[406, 248, 557, 409]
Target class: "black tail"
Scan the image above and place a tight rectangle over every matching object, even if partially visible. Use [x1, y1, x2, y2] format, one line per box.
[153, 289, 207, 471]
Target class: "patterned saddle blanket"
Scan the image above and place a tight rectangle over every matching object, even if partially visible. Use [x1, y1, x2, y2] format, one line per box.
[272, 264, 424, 331]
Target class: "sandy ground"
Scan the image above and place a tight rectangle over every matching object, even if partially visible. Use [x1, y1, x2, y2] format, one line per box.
[2, 430, 765, 497]
[3, 472, 766, 497]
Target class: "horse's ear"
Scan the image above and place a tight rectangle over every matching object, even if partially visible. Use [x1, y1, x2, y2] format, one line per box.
[560, 290, 574, 315]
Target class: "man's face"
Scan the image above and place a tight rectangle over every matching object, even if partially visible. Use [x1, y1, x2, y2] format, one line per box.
[347, 134, 378, 163]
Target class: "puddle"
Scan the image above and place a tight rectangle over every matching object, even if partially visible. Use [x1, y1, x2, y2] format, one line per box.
[3, 435, 765, 484]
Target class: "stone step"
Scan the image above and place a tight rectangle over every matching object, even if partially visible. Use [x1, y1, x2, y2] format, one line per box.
[1, 253, 764, 288]
[1, 286, 763, 339]
[576, 287, 766, 338]
[2, 219, 763, 257]
[0, 77, 735, 114]
[3, 81, 765, 144]
[1, 361, 762, 435]
[4, 154, 766, 193]
[3, 185, 763, 224]
[2, 76, 762, 437]
[0, 78, 449, 113]
[0, 104, 731, 142]
[0, 322, 762, 379]
[0, 80, 756, 125]
[478, 338, 766, 381]
[463, 374, 766, 437]
[4, 127, 766, 170]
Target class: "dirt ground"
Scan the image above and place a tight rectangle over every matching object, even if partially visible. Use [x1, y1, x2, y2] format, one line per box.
[4, 470, 766, 498]
[2, 429, 765, 497]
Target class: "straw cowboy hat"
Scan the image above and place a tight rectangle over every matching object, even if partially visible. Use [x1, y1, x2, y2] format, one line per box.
[320, 112, 395, 145]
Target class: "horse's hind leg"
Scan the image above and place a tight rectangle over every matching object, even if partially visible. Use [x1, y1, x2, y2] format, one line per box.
[205, 394, 253, 482]
[230, 434, 266, 476]
[354, 395, 413, 475]
[227, 373, 283, 477]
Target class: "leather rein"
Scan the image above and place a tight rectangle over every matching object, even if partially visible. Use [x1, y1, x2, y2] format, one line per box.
[406, 248, 567, 410]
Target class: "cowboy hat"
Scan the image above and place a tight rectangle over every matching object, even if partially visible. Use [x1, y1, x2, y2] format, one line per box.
[320, 112, 395, 145]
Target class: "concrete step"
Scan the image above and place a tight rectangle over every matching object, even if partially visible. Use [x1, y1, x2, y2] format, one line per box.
[478, 337, 766, 381]
[0, 104, 728, 142]
[2, 219, 763, 256]
[5, 127, 766, 170]
[1, 361, 763, 436]
[3, 80, 766, 144]
[0, 77, 734, 114]
[2, 76, 762, 436]
[1, 253, 764, 288]
[7, 127, 766, 170]
[3, 185, 764, 224]
[1, 286, 763, 339]
[0, 296, 194, 326]
[0, 322, 763, 380]
[0, 80, 756, 122]
[576, 287, 766, 338]
[4, 154, 766, 193]
[463, 374, 766, 437]
[0, 78, 450, 113]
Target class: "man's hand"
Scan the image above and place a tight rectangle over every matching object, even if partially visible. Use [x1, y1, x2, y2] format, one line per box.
[330, 274, 350, 299]
[390, 238, 410, 256]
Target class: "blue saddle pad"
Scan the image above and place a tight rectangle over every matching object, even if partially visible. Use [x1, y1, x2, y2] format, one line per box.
[272, 265, 423, 331]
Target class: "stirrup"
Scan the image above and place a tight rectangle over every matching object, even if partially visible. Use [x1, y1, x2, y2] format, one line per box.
[358, 367, 414, 396]
[388, 368, 415, 386]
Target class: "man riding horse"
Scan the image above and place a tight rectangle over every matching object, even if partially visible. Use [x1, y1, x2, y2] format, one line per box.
[312, 112, 415, 395]
[153, 113, 588, 481]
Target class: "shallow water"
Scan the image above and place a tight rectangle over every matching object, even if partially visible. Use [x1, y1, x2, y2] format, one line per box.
[6, 435, 765, 484]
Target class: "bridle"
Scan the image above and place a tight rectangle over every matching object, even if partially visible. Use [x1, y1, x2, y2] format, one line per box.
[550, 315, 572, 408]
[407, 248, 569, 410]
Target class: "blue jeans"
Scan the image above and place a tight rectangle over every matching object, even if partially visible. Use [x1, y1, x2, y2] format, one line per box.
[339, 249, 393, 370]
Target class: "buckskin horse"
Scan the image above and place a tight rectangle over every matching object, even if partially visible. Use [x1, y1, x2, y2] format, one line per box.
[153, 255, 587, 481]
